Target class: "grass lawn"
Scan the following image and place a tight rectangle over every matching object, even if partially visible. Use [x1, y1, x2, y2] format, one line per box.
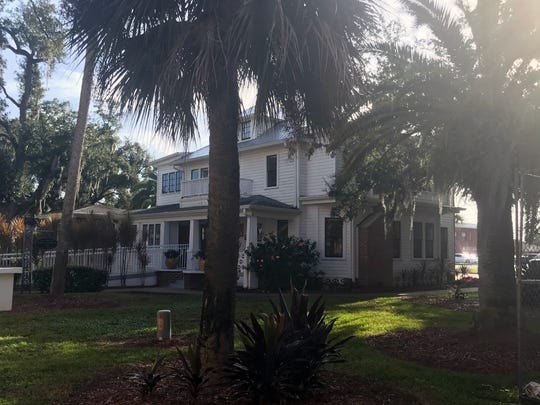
[0, 291, 516, 405]
[455, 263, 478, 274]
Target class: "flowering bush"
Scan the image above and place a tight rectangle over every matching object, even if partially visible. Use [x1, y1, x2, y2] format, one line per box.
[245, 234, 321, 291]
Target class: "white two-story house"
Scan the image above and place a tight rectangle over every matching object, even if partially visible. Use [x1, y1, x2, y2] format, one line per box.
[132, 110, 457, 289]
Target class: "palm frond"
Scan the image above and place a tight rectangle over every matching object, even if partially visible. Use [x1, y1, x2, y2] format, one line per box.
[400, 0, 475, 74]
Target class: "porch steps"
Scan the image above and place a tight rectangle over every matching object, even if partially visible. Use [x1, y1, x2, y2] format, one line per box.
[168, 279, 185, 289]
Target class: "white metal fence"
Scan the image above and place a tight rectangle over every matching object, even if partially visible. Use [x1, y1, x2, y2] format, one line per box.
[0, 244, 189, 275]
[0, 253, 21, 267]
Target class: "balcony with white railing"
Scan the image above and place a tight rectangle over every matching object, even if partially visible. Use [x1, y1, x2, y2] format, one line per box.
[367, 189, 451, 206]
[181, 178, 253, 198]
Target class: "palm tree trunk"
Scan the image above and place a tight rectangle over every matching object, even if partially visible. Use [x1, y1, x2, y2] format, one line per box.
[476, 188, 516, 329]
[199, 68, 240, 365]
[51, 48, 95, 297]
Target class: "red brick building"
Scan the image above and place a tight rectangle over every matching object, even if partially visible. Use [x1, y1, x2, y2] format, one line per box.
[455, 223, 477, 254]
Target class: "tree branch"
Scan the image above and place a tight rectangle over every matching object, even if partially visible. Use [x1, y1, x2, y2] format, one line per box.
[1, 85, 20, 108]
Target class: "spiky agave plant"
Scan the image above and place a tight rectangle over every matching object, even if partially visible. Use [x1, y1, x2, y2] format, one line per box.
[224, 288, 351, 402]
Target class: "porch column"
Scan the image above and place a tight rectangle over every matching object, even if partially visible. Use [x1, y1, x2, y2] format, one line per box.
[187, 219, 200, 270]
[244, 214, 258, 289]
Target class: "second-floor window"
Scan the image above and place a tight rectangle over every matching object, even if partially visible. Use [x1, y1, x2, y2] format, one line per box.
[162, 171, 182, 193]
[191, 167, 208, 180]
[241, 121, 251, 140]
[266, 154, 277, 187]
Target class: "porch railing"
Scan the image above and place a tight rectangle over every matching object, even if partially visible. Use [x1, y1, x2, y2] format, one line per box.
[0, 253, 21, 267]
[0, 244, 190, 275]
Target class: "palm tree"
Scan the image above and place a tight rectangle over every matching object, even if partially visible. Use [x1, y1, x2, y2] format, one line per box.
[332, 0, 540, 328]
[65, 0, 376, 363]
[51, 46, 95, 296]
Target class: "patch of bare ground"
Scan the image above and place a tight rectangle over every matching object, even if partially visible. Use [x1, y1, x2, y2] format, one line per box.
[69, 362, 420, 405]
[12, 294, 117, 313]
[366, 296, 540, 375]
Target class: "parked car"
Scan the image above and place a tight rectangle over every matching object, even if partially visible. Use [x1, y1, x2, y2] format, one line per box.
[529, 253, 540, 270]
[454, 253, 473, 264]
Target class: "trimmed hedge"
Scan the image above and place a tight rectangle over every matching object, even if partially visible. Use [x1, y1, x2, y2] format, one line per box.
[33, 266, 107, 293]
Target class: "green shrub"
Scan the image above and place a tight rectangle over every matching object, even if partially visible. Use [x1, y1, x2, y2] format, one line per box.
[246, 234, 321, 291]
[32, 266, 107, 293]
[223, 288, 350, 403]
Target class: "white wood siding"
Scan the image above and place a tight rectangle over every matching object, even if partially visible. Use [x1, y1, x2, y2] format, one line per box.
[299, 204, 353, 279]
[156, 164, 181, 206]
[239, 146, 297, 206]
[300, 148, 336, 198]
[392, 209, 455, 275]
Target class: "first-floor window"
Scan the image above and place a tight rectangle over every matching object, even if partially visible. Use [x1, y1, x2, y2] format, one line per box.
[191, 169, 200, 180]
[200, 167, 209, 178]
[425, 223, 434, 258]
[392, 221, 401, 258]
[413, 222, 423, 258]
[441, 227, 449, 259]
[325, 217, 343, 258]
[142, 223, 161, 246]
[277, 220, 288, 241]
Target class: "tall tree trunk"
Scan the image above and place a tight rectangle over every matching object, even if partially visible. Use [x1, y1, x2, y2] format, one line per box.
[51, 48, 95, 297]
[199, 68, 240, 365]
[476, 185, 516, 329]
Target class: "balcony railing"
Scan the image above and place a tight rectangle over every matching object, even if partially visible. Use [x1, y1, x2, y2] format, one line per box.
[181, 178, 253, 198]
[367, 190, 451, 206]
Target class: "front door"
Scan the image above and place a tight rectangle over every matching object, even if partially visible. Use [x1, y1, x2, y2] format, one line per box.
[178, 221, 190, 245]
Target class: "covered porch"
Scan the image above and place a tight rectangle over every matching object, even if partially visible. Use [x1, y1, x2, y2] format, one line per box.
[132, 195, 300, 288]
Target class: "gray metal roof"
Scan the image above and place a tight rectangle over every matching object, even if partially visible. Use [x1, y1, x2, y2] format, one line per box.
[132, 194, 297, 217]
[177, 122, 290, 162]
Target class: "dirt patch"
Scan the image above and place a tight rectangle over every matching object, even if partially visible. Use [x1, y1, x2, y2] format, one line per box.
[367, 328, 525, 375]
[12, 294, 117, 313]
[69, 363, 420, 405]
[97, 336, 189, 349]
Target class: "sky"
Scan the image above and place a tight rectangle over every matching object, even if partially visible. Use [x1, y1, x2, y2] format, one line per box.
[3, 0, 478, 220]
[3, 0, 419, 159]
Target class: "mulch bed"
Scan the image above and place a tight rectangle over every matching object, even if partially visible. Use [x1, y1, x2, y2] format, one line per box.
[367, 328, 521, 375]
[69, 361, 421, 405]
[368, 295, 537, 375]
[405, 295, 480, 312]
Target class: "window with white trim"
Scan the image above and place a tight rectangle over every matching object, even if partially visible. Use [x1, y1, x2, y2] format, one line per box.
[392, 221, 401, 258]
[413, 222, 423, 258]
[240, 121, 251, 140]
[412, 221, 436, 259]
[266, 154, 277, 187]
[142, 223, 161, 246]
[441, 227, 449, 259]
[161, 171, 182, 193]
[425, 223, 435, 258]
[325, 217, 343, 258]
